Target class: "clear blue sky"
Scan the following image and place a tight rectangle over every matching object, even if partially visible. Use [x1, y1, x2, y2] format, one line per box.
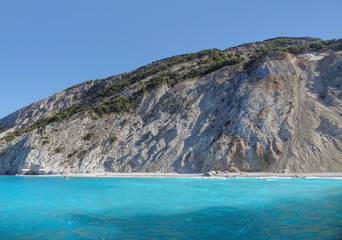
[1, 0, 341, 119]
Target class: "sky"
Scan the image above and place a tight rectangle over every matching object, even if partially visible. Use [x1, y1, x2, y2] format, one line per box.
[1, 0, 342, 119]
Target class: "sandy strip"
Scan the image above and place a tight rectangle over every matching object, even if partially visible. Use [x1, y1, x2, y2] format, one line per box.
[17, 172, 342, 179]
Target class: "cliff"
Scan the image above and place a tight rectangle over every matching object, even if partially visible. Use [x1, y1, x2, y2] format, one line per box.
[1, 37, 342, 174]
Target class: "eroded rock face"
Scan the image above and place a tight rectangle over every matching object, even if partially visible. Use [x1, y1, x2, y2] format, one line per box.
[1, 49, 342, 174]
[0, 77, 119, 131]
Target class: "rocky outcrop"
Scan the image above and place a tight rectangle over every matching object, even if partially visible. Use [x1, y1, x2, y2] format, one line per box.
[0, 76, 125, 131]
[1, 38, 342, 174]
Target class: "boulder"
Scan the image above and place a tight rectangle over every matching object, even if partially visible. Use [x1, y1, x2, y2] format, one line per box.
[204, 171, 217, 177]
[228, 166, 241, 173]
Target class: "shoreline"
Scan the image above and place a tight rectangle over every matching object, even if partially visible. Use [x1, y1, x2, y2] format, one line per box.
[11, 172, 342, 178]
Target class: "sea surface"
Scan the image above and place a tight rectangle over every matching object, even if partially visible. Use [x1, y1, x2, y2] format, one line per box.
[0, 176, 341, 240]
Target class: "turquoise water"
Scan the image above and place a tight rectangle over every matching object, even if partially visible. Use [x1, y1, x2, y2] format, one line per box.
[0, 177, 341, 240]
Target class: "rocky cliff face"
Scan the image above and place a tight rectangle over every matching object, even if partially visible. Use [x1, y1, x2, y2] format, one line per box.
[1, 37, 342, 174]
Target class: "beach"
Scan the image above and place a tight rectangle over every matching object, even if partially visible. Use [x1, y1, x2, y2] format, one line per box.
[22, 172, 342, 178]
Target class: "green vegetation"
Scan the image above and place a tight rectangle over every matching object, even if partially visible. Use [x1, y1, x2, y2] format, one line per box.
[42, 139, 50, 145]
[2, 104, 82, 142]
[83, 132, 95, 141]
[78, 149, 88, 158]
[90, 49, 243, 101]
[287, 45, 309, 54]
[92, 97, 131, 116]
[183, 54, 242, 79]
[2, 37, 341, 142]
[96, 64, 171, 100]
[55, 147, 62, 153]
[85, 50, 244, 116]
[309, 42, 325, 50]
[145, 76, 167, 91]
[122, 119, 128, 125]
[263, 37, 302, 50]
[5, 135, 15, 142]
[243, 37, 341, 68]
[262, 37, 341, 56]
[67, 150, 78, 158]
[0, 126, 9, 133]
[109, 135, 117, 143]
[134, 71, 181, 95]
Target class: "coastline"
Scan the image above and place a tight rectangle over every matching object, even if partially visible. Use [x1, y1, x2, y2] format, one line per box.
[14, 172, 342, 178]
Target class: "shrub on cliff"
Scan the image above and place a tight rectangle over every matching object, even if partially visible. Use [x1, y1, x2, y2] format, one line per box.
[83, 132, 95, 141]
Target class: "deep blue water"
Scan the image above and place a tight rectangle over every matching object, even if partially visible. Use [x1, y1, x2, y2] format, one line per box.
[0, 177, 341, 240]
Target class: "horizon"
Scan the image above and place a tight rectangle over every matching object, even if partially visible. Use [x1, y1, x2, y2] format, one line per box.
[1, 0, 342, 119]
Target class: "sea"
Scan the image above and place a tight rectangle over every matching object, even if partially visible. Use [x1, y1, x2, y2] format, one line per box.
[0, 176, 341, 240]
